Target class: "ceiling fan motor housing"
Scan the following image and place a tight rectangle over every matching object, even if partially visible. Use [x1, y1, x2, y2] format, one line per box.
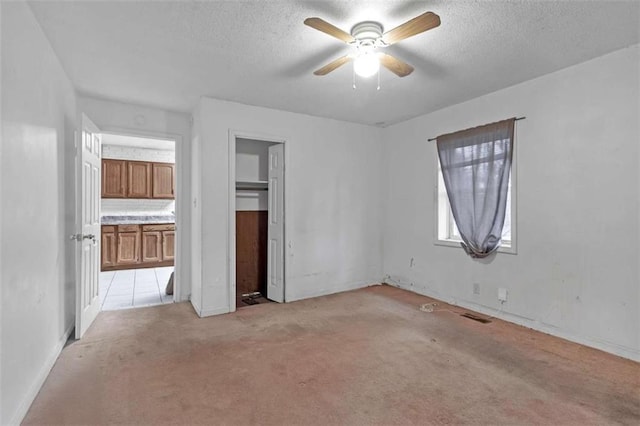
[350, 21, 384, 47]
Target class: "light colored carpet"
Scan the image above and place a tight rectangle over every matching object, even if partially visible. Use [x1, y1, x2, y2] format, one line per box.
[24, 285, 639, 425]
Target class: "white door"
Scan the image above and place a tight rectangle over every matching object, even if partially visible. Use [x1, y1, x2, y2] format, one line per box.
[74, 114, 101, 338]
[267, 143, 284, 302]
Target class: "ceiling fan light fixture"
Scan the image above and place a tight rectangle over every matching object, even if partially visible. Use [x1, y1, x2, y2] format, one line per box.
[354, 50, 379, 78]
[305, 12, 440, 79]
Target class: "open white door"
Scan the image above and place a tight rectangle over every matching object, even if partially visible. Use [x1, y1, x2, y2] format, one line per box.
[74, 114, 101, 338]
[267, 143, 284, 302]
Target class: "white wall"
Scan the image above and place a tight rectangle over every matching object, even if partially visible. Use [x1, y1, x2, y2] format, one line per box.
[382, 45, 640, 361]
[1, 2, 77, 423]
[191, 98, 383, 316]
[77, 96, 191, 302]
[0, 2, 4, 422]
[102, 144, 175, 163]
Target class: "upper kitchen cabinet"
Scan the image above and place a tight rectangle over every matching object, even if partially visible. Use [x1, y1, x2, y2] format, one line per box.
[102, 160, 175, 199]
[152, 162, 175, 199]
[102, 159, 127, 198]
[127, 161, 152, 198]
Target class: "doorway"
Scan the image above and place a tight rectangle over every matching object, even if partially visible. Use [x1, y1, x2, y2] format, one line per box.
[75, 115, 185, 338]
[229, 133, 286, 311]
[99, 133, 177, 310]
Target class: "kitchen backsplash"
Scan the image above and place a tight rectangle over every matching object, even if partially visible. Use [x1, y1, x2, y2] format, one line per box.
[101, 198, 175, 216]
[102, 144, 175, 163]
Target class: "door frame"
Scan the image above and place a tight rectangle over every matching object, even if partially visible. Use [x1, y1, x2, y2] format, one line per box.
[228, 130, 288, 313]
[98, 126, 185, 302]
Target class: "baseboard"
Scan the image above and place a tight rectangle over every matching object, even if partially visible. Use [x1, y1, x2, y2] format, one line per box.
[385, 280, 640, 363]
[190, 297, 202, 317]
[9, 323, 75, 426]
[286, 280, 377, 302]
[199, 306, 230, 317]
[190, 296, 230, 318]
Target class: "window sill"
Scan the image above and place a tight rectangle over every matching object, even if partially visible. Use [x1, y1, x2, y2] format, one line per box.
[434, 239, 517, 255]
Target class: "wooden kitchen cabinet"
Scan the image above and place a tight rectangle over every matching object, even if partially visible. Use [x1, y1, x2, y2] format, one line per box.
[102, 159, 127, 198]
[162, 230, 175, 261]
[101, 226, 117, 268]
[102, 160, 175, 200]
[116, 225, 141, 265]
[152, 163, 175, 199]
[102, 223, 175, 271]
[143, 224, 175, 263]
[127, 161, 152, 198]
[141, 231, 162, 263]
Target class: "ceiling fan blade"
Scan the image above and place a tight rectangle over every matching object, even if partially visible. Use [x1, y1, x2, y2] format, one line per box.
[379, 53, 414, 77]
[313, 55, 352, 76]
[381, 12, 440, 45]
[304, 17, 355, 43]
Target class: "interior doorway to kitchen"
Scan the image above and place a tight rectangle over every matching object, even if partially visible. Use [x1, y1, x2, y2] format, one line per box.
[99, 133, 177, 311]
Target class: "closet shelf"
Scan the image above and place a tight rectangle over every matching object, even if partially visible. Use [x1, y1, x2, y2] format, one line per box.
[236, 180, 268, 191]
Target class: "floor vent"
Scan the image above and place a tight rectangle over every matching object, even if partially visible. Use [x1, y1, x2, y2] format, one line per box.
[460, 313, 492, 324]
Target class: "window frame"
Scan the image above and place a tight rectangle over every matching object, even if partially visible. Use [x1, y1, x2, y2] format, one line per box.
[433, 138, 518, 255]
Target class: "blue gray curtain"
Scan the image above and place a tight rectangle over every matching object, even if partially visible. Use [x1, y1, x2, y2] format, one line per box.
[437, 118, 514, 258]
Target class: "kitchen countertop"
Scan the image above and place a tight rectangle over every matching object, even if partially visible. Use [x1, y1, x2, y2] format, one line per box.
[101, 215, 175, 225]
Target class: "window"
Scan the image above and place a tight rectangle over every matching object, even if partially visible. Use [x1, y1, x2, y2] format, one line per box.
[436, 157, 516, 253]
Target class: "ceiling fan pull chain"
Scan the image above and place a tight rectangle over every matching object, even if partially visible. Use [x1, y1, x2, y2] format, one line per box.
[377, 69, 381, 91]
[352, 67, 357, 90]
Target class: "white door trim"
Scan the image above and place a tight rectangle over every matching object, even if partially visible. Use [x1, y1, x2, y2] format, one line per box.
[98, 127, 186, 302]
[228, 130, 288, 313]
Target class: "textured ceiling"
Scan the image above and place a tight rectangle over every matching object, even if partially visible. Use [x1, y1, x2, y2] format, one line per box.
[29, 0, 640, 126]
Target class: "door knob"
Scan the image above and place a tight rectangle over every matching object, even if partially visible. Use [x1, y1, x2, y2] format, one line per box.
[70, 233, 97, 242]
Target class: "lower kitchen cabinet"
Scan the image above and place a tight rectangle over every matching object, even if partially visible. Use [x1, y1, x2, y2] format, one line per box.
[101, 226, 117, 268]
[101, 223, 175, 271]
[141, 224, 174, 264]
[117, 225, 141, 265]
[162, 230, 175, 261]
[142, 231, 162, 263]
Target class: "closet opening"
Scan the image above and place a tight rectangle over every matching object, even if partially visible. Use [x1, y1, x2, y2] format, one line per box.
[229, 134, 285, 311]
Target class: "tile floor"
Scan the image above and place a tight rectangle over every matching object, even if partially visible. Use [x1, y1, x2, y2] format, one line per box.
[100, 267, 174, 311]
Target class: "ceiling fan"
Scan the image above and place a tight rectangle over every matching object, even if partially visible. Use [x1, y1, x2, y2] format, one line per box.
[304, 11, 441, 79]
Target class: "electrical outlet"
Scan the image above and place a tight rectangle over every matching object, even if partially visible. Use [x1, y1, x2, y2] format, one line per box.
[473, 283, 480, 295]
[498, 288, 508, 302]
